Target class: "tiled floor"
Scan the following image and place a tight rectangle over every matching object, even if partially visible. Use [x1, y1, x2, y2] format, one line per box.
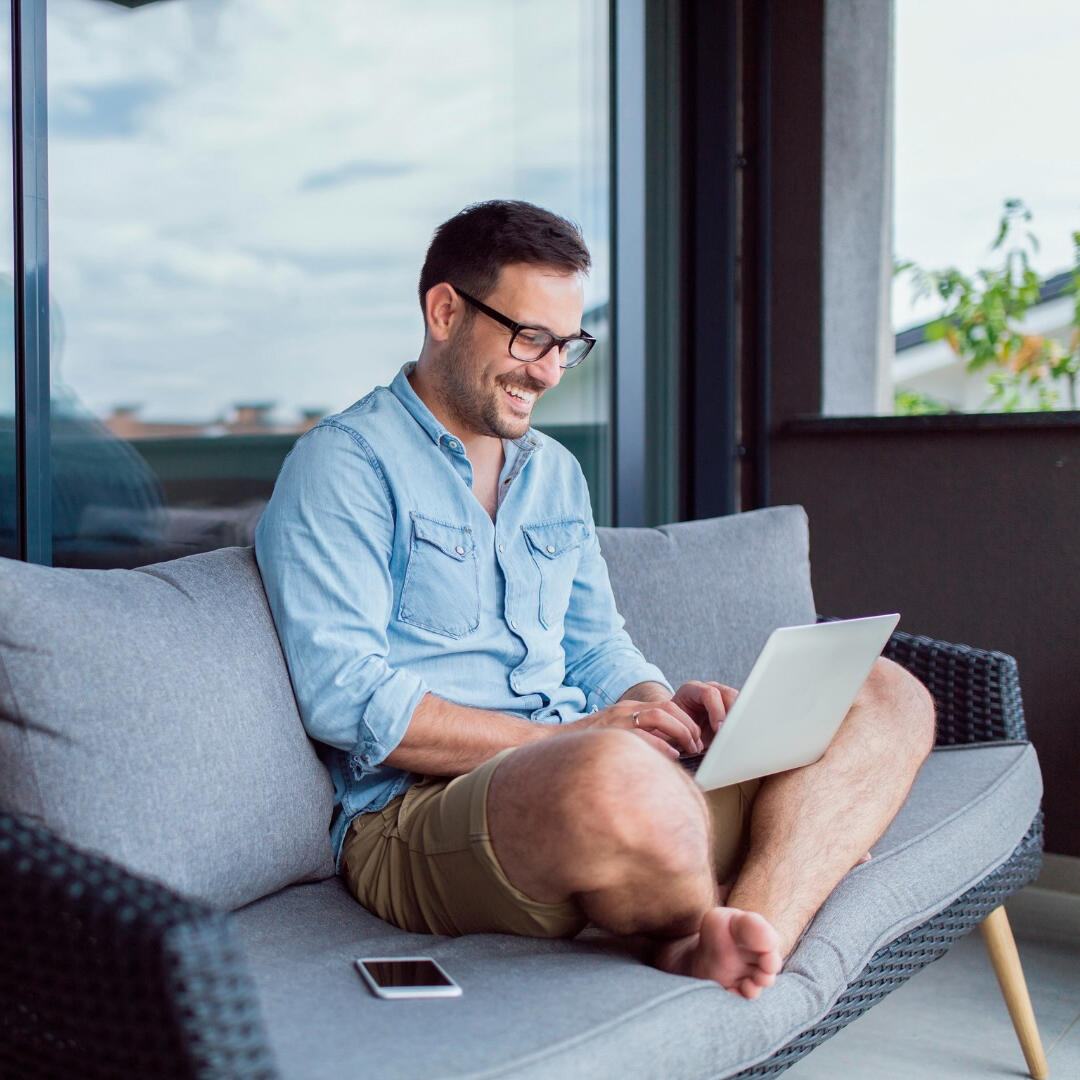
[785, 886, 1080, 1079]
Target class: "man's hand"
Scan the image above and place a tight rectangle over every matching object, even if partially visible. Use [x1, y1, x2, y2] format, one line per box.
[670, 681, 739, 748]
[569, 699, 704, 759]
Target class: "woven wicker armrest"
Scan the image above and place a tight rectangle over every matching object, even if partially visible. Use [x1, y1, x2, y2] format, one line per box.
[882, 628, 1028, 746]
[0, 809, 277, 1080]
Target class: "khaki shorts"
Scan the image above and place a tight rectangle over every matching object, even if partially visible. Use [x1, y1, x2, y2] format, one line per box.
[340, 748, 760, 940]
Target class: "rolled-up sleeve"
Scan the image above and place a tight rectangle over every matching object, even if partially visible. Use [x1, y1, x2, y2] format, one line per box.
[255, 422, 427, 767]
[561, 509, 672, 710]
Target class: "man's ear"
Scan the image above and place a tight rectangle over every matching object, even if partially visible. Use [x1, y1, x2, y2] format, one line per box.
[424, 283, 460, 343]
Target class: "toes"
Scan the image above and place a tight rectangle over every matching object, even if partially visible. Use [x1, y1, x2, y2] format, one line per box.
[732, 910, 780, 955]
[758, 950, 783, 977]
[694, 907, 784, 998]
[737, 966, 777, 999]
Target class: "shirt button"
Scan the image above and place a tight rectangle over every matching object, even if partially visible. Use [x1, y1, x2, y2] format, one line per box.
[498, 543, 505, 553]
[510, 619, 519, 630]
[455, 545, 465, 556]
[448, 439, 459, 450]
[545, 544, 556, 554]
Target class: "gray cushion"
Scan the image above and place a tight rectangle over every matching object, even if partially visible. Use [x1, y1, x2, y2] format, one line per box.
[598, 506, 817, 688]
[0, 546, 335, 909]
[232, 742, 1041, 1080]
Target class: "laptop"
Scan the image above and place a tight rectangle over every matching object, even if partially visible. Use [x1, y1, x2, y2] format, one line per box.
[680, 613, 901, 790]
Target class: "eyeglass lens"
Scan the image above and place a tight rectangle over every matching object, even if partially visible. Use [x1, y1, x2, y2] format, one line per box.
[510, 329, 591, 367]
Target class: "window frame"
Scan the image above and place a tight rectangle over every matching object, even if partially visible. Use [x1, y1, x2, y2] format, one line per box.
[11, 0, 50, 565]
[11, 0, 633, 562]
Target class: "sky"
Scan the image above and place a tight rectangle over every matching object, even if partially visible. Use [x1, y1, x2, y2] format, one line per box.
[892, 0, 1080, 329]
[7, 1, 1078, 421]
[43, 0, 610, 424]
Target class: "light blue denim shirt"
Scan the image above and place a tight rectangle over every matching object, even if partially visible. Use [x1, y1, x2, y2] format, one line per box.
[255, 363, 671, 864]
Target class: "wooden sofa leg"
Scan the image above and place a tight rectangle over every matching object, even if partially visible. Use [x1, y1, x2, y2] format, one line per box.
[979, 905, 1050, 1079]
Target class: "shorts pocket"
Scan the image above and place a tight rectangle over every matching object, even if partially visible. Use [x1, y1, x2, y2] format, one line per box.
[523, 519, 588, 629]
[399, 513, 480, 638]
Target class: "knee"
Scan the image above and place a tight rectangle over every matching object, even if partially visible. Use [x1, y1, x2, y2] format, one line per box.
[563, 730, 712, 879]
[862, 657, 936, 762]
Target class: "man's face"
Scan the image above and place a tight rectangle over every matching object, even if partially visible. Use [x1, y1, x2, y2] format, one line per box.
[436, 263, 585, 441]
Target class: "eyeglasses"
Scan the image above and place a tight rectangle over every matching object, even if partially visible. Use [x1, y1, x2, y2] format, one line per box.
[453, 286, 596, 369]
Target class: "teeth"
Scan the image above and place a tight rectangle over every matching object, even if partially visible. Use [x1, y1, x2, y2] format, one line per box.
[505, 387, 535, 404]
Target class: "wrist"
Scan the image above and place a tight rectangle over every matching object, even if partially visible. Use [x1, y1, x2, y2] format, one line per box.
[619, 680, 673, 704]
[506, 714, 560, 745]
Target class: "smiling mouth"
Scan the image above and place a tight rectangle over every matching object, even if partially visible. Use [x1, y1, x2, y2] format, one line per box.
[502, 385, 537, 411]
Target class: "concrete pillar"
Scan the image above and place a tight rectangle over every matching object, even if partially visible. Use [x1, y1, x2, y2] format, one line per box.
[822, 0, 894, 415]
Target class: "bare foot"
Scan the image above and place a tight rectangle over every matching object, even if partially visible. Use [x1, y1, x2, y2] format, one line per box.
[655, 907, 783, 999]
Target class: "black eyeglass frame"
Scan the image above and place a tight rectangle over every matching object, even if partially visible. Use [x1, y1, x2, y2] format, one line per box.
[452, 286, 596, 369]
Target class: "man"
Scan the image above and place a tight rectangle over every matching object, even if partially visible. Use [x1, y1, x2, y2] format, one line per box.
[255, 200, 935, 1000]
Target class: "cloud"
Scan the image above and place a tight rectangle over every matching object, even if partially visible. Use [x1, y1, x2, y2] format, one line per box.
[299, 161, 415, 194]
[49, 78, 171, 139]
[45, 0, 612, 423]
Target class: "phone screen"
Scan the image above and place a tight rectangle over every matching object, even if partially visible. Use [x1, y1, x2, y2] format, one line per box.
[360, 959, 453, 989]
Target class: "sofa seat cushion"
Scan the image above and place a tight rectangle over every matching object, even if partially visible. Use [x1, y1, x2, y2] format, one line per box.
[597, 506, 817, 688]
[231, 741, 1041, 1080]
[0, 546, 335, 909]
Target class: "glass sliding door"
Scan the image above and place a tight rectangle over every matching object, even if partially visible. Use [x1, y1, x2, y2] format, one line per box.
[0, 2, 15, 559]
[46, 0, 611, 567]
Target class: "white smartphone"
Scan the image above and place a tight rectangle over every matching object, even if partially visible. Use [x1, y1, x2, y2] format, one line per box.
[354, 956, 462, 999]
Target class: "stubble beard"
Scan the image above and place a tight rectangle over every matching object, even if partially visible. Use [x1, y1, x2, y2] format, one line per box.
[440, 330, 542, 441]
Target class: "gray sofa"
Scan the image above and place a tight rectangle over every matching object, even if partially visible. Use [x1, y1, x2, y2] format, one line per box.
[0, 505, 1044, 1079]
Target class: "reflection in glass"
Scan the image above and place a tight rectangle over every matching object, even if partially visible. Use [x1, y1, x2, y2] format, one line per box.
[0, 2, 15, 560]
[47, 0, 611, 566]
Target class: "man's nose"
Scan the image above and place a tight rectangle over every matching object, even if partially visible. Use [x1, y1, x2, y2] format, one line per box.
[525, 346, 564, 388]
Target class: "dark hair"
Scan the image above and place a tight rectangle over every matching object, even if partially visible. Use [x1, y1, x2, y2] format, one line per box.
[418, 200, 591, 314]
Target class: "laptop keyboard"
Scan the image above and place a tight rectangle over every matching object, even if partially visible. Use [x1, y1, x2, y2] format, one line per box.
[677, 752, 704, 773]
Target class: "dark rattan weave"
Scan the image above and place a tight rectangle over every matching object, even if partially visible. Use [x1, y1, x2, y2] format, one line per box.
[883, 629, 1027, 745]
[0, 630, 1041, 1079]
[0, 811, 276, 1080]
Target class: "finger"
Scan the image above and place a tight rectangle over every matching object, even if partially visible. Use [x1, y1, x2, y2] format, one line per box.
[707, 682, 740, 710]
[674, 684, 722, 738]
[641, 702, 701, 752]
[674, 681, 727, 735]
[638, 704, 702, 754]
[699, 684, 728, 733]
[661, 698, 705, 748]
[633, 729, 681, 760]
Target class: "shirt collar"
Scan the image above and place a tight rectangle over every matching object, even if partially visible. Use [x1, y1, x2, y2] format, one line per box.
[390, 363, 451, 448]
[390, 362, 542, 457]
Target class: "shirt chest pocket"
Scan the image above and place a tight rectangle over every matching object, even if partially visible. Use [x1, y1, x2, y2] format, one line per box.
[523, 520, 588, 630]
[398, 513, 480, 639]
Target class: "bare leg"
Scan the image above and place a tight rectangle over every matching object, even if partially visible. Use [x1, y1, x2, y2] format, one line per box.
[487, 728, 782, 997]
[725, 657, 936, 956]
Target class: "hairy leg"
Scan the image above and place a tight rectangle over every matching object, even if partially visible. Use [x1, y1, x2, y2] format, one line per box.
[487, 728, 782, 996]
[725, 657, 936, 956]
[488, 728, 715, 933]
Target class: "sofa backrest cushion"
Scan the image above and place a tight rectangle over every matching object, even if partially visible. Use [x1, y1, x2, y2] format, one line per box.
[0, 546, 335, 910]
[597, 506, 817, 688]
